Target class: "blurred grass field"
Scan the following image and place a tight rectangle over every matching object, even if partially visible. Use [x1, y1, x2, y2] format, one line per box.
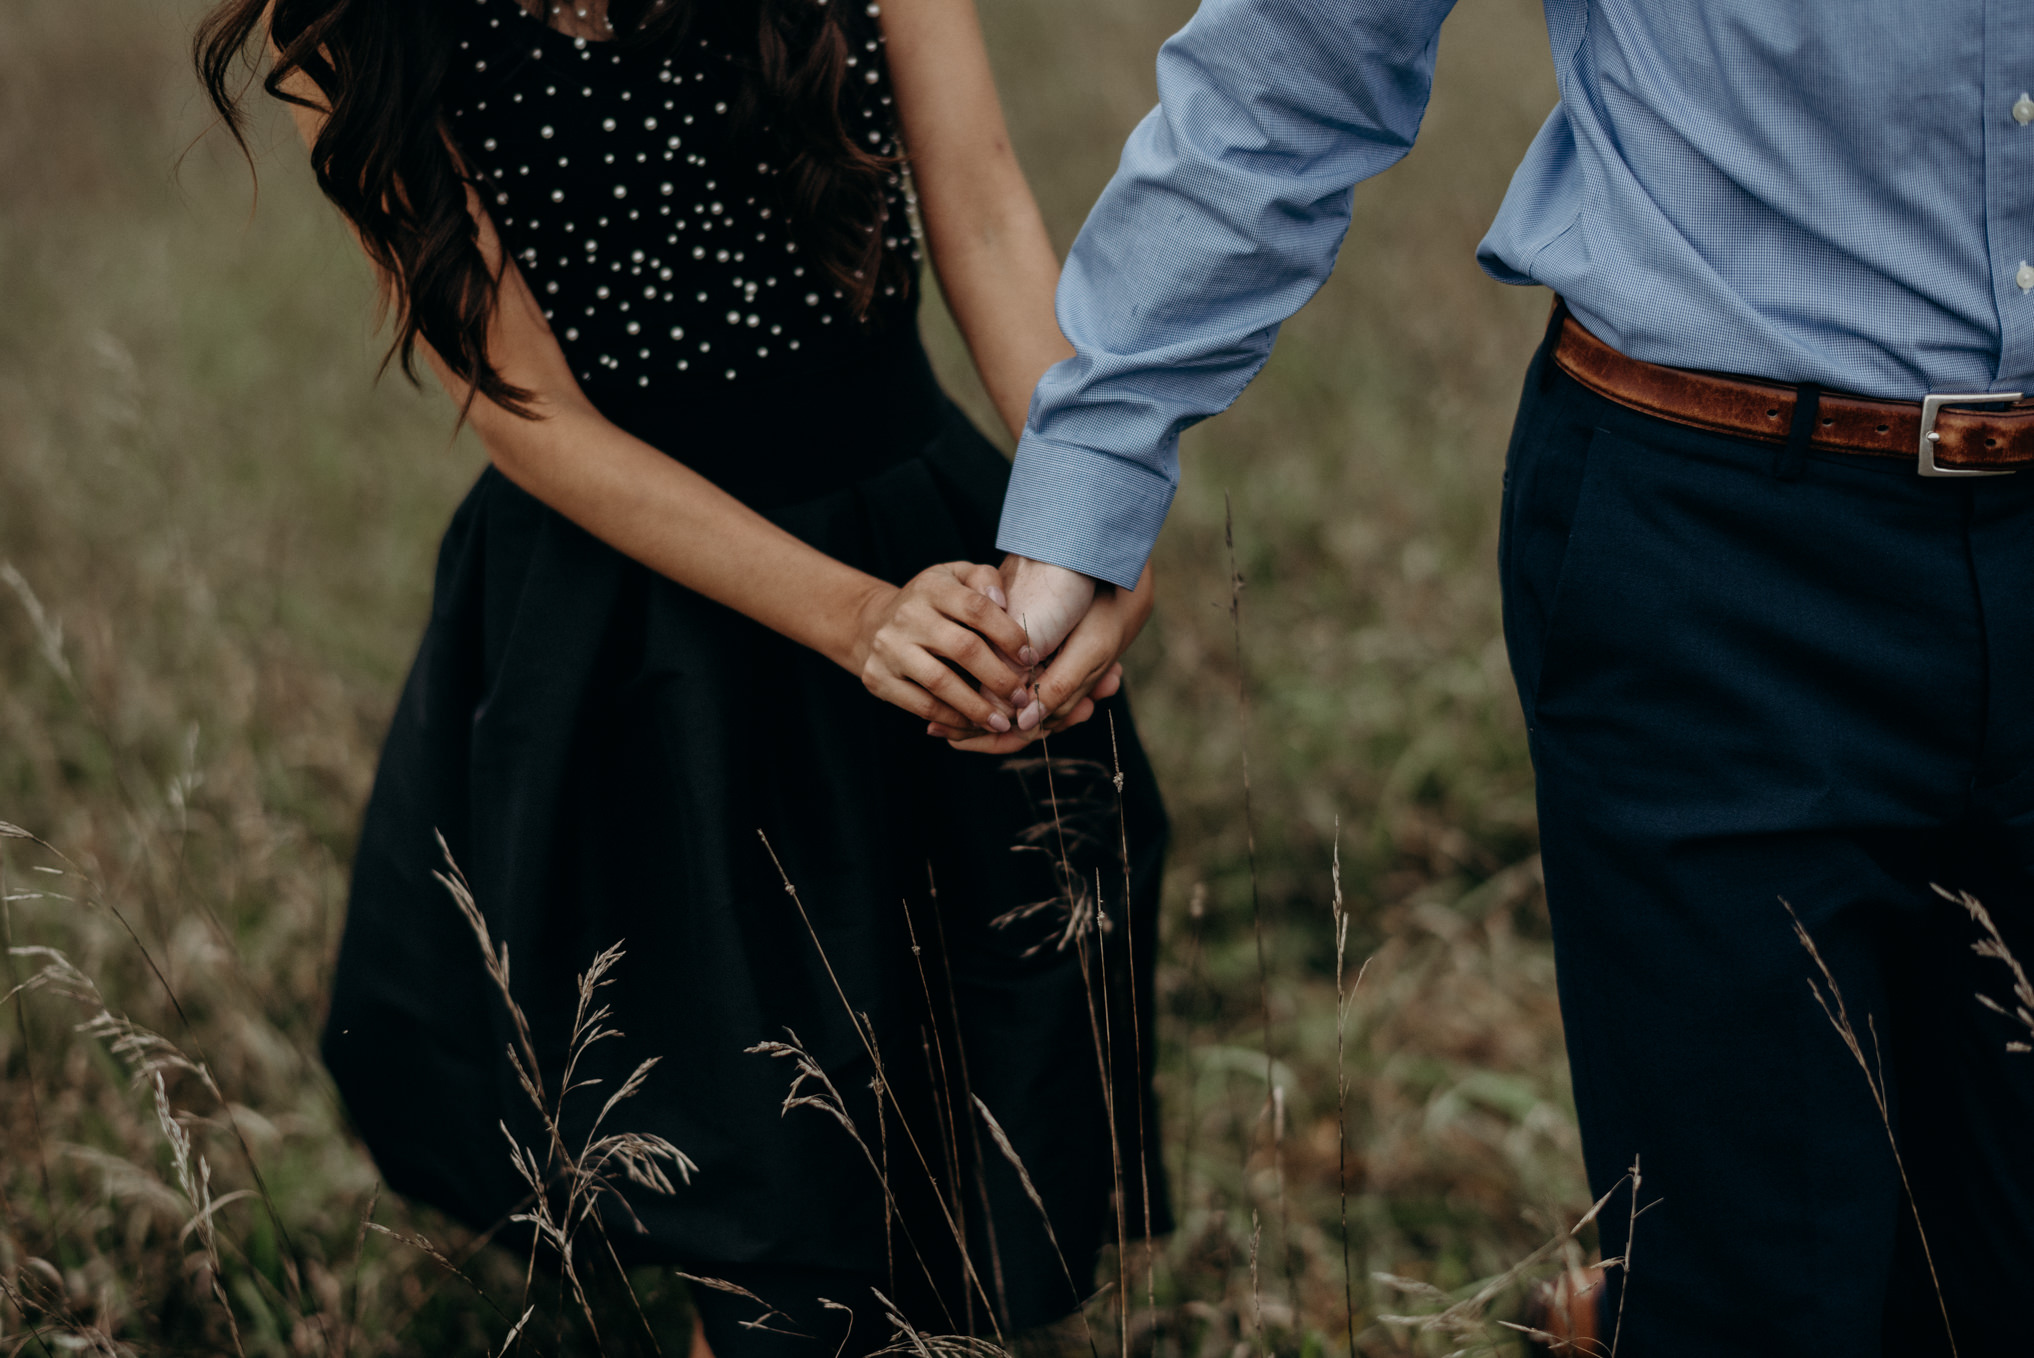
[0, 0, 1579, 1351]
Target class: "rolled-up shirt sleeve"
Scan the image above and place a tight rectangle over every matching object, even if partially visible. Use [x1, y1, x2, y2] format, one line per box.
[996, 0, 1460, 588]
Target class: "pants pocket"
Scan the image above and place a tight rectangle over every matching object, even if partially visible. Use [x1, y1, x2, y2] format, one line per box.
[1500, 407, 1606, 734]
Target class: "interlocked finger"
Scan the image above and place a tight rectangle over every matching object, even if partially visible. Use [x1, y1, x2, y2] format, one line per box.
[863, 665, 978, 730]
[1025, 628, 1114, 730]
[1043, 697, 1098, 734]
[902, 649, 1009, 732]
[928, 569, 1032, 664]
[1040, 663, 1123, 734]
[925, 618, 1023, 701]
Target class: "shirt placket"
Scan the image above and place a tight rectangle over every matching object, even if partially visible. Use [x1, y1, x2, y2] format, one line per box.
[1987, 0, 2034, 388]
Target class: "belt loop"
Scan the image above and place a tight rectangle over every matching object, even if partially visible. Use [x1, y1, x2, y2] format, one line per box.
[1536, 296, 1569, 394]
[1775, 382, 1820, 481]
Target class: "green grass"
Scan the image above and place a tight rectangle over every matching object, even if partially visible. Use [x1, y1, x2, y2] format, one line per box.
[0, 0, 1587, 1352]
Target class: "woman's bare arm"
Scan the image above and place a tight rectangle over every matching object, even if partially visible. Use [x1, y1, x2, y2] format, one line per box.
[879, 0, 1073, 441]
[274, 65, 1031, 734]
[442, 248, 1033, 731]
[876, 1, 1156, 751]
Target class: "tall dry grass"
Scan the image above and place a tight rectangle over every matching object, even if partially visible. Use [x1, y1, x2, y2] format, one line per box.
[0, 0, 1642, 1352]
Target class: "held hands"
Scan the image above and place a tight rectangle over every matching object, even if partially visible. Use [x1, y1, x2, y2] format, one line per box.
[946, 554, 1154, 753]
[850, 562, 1035, 735]
[853, 554, 1153, 754]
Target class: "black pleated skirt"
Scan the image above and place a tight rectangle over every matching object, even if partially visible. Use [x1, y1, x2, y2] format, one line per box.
[321, 329, 1171, 1333]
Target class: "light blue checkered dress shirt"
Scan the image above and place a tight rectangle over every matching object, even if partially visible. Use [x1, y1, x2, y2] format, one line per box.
[997, 0, 2034, 588]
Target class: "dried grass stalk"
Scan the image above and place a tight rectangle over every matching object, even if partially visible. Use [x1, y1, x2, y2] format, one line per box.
[435, 832, 696, 1351]
[868, 1287, 1011, 1358]
[746, 1030, 960, 1333]
[1375, 1163, 1634, 1348]
[970, 1094, 1102, 1358]
[1106, 714, 1158, 1318]
[1329, 826, 1371, 1358]
[755, 830, 1004, 1341]
[1785, 899, 1956, 1357]
[1936, 884, 2034, 1053]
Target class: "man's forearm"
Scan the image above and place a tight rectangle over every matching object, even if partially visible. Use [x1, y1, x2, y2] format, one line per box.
[995, 0, 1460, 584]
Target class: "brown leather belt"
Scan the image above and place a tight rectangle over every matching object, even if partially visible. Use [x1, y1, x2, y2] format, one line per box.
[1551, 312, 2034, 477]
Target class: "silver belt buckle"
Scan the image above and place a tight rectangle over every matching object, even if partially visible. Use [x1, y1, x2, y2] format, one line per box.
[1919, 391, 2022, 477]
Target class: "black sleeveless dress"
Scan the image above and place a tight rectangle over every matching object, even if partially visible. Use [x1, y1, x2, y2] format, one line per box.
[318, 0, 1171, 1336]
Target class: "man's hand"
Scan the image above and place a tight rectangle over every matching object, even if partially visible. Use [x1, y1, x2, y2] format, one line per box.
[998, 555, 1097, 673]
[1015, 561, 1154, 730]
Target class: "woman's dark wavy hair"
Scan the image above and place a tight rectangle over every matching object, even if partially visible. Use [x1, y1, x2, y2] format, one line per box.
[196, 0, 909, 414]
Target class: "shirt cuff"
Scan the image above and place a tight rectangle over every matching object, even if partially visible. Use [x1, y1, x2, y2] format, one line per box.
[995, 434, 1176, 591]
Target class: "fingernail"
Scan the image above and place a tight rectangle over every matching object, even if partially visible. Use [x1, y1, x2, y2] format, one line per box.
[988, 712, 1010, 733]
[986, 585, 1007, 608]
[1009, 686, 1030, 706]
[1019, 646, 1039, 666]
[1018, 701, 1044, 731]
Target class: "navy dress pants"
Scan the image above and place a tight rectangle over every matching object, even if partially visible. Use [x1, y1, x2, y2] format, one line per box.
[1500, 327, 2034, 1356]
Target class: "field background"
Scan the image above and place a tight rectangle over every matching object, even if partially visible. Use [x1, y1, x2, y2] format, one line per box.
[0, 0, 1579, 1352]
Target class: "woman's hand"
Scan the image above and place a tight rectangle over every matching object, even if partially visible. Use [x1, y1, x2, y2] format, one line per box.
[931, 562, 1155, 752]
[851, 562, 1036, 734]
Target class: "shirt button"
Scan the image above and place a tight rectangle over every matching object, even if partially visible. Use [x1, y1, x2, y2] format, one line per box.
[2015, 92, 2034, 125]
[2018, 260, 2034, 293]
